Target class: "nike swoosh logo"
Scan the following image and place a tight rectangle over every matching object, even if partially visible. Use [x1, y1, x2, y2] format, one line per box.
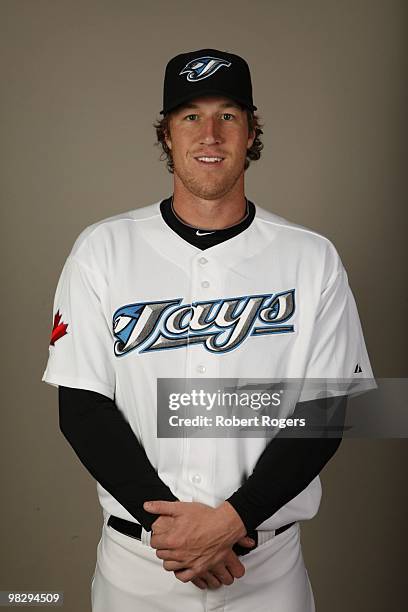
[196, 230, 215, 236]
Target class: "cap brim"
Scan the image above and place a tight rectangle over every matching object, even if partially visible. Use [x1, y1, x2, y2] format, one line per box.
[160, 89, 257, 115]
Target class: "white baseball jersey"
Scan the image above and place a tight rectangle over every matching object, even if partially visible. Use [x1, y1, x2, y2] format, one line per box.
[42, 200, 376, 530]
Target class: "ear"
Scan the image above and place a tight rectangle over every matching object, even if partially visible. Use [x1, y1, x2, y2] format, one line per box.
[247, 128, 256, 149]
[164, 118, 172, 150]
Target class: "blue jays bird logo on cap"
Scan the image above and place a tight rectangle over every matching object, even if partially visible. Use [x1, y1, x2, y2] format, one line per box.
[179, 56, 232, 82]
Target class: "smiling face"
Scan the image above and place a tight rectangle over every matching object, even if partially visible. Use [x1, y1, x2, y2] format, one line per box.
[164, 95, 255, 201]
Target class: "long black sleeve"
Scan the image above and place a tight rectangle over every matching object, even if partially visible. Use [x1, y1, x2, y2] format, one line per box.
[226, 394, 347, 532]
[58, 386, 178, 531]
[58, 386, 345, 536]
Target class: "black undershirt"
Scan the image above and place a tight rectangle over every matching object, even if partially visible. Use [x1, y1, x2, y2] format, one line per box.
[159, 195, 256, 249]
[58, 196, 344, 542]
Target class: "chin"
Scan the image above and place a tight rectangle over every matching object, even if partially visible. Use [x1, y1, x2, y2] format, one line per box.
[189, 184, 232, 200]
[176, 170, 241, 200]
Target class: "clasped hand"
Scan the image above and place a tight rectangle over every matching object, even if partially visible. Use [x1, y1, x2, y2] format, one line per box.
[143, 500, 255, 590]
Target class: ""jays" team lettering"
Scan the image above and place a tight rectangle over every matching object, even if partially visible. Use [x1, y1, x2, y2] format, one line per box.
[112, 290, 295, 356]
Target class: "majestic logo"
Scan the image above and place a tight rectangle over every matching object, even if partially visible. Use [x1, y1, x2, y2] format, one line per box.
[179, 56, 232, 82]
[112, 291, 295, 357]
[50, 309, 68, 345]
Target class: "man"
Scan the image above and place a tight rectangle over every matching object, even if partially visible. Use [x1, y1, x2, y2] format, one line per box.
[42, 49, 376, 611]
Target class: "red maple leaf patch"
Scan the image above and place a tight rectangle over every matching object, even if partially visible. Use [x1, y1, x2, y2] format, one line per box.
[50, 309, 69, 345]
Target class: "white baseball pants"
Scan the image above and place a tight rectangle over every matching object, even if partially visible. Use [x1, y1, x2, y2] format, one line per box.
[91, 514, 315, 612]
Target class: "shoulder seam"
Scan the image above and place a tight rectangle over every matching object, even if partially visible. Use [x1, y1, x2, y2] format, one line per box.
[86, 207, 162, 236]
[255, 215, 334, 245]
[68, 254, 107, 286]
[72, 205, 162, 256]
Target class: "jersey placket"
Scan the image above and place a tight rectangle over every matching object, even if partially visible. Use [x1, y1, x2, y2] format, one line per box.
[182, 251, 222, 507]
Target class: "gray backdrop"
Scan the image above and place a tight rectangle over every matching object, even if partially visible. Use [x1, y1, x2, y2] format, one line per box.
[1, 1, 407, 610]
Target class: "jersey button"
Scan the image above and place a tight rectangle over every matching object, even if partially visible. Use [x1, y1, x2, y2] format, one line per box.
[197, 364, 206, 374]
[199, 257, 208, 265]
[201, 281, 210, 288]
[191, 474, 202, 484]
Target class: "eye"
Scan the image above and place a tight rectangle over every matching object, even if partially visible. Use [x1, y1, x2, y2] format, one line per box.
[222, 113, 234, 121]
[184, 114, 199, 121]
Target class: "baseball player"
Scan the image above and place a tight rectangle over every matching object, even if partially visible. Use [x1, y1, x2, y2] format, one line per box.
[42, 49, 376, 611]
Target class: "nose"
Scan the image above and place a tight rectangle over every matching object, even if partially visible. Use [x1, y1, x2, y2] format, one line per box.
[199, 116, 222, 145]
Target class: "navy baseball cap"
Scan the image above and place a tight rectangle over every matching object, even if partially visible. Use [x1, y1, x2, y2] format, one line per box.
[160, 48, 257, 115]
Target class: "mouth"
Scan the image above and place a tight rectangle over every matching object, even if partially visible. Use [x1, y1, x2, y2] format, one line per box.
[194, 156, 225, 165]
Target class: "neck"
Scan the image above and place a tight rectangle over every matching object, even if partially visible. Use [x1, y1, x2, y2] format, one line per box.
[171, 175, 247, 230]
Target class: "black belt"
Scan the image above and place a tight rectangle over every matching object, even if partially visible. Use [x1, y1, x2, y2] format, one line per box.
[107, 515, 295, 556]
